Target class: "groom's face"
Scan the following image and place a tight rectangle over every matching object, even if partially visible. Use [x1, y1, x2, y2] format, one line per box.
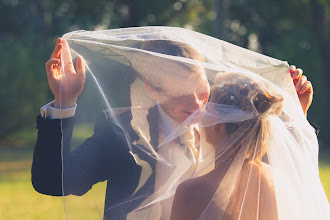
[154, 66, 210, 123]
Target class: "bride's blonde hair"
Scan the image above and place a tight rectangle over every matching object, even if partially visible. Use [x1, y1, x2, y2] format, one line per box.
[211, 72, 284, 160]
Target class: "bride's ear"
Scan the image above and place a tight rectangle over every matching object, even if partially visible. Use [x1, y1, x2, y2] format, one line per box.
[144, 81, 158, 99]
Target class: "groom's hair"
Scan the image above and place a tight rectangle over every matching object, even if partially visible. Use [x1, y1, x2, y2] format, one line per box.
[141, 40, 205, 63]
[141, 40, 206, 91]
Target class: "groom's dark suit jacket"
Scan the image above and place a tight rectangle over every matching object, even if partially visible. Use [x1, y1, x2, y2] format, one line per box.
[32, 105, 320, 219]
[32, 106, 161, 219]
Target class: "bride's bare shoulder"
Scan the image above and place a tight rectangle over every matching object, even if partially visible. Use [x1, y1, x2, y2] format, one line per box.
[176, 175, 212, 196]
[260, 162, 274, 182]
[174, 175, 214, 204]
[244, 161, 276, 195]
[171, 175, 215, 220]
[240, 160, 274, 185]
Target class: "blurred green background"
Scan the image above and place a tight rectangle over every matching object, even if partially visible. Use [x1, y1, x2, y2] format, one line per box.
[1, 0, 329, 219]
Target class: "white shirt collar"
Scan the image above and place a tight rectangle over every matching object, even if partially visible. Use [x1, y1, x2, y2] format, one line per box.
[156, 101, 203, 162]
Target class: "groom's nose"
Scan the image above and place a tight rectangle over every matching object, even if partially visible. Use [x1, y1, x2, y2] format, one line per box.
[186, 93, 206, 111]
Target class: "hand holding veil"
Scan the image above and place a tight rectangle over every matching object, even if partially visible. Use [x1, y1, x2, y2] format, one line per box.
[45, 27, 329, 219]
[45, 38, 86, 109]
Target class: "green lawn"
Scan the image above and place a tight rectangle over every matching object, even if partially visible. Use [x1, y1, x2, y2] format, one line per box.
[1, 147, 329, 219]
[319, 151, 330, 200]
[0, 148, 106, 220]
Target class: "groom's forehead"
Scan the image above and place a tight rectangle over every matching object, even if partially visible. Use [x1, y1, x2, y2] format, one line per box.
[142, 59, 207, 89]
[164, 67, 206, 85]
[141, 40, 205, 62]
[161, 70, 209, 95]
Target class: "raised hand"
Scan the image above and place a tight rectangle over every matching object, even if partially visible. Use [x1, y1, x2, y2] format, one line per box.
[45, 38, 86, 109]
[288, 65, 313, 117]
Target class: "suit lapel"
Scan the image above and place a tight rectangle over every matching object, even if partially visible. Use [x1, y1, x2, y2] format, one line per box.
[146, 105, 160, 149]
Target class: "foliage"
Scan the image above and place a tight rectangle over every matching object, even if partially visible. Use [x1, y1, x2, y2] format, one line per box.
[225, 0, 330, 143]
[0, 0, 329, 146]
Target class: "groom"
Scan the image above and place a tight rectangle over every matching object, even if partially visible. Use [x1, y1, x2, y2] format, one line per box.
[32, 38, 211, 219]
[32, 38, 316, 219]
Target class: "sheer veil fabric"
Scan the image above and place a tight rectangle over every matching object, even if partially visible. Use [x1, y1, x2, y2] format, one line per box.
[58, 26, 330, 219]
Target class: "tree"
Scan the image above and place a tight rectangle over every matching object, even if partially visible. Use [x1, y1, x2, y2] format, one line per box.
[1, 0, 329, 147]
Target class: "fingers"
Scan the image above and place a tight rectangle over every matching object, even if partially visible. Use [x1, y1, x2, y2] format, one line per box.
[287, 65, 296, 75]
[76, 56, 86, 77]
[45, 58, 60, 74]
[51, 38, 63, 59]
[61, 39, 74, 68]
[288, 65, 307, 90]
[45, 58, 61, 80]
[298, 80, 313, 95]
[295, 75, 307, 92]
[289, 66, 303, 80]
[288, 65, 296, 72]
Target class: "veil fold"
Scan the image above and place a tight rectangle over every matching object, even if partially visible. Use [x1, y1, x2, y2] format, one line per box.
[57, 26, 329, 219]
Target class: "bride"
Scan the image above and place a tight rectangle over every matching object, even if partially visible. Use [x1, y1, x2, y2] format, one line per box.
[171, 72, 330, 220]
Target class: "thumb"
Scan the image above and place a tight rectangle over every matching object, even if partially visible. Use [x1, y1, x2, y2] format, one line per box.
[76, 56, 86, 76]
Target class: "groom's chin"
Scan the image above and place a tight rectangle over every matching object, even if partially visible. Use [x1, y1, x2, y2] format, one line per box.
[176, 113, 191, 124]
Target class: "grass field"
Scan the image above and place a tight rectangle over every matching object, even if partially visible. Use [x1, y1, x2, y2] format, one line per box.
[0, 147, 106, 220]
[1, 147, 329, 219]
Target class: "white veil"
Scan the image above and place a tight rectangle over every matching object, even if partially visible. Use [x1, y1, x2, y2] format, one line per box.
[57, 27, 329, 219]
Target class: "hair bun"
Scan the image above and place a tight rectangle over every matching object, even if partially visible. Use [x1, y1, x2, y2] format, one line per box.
[212, 72, 284, 116]
[253, 89, 284, 116]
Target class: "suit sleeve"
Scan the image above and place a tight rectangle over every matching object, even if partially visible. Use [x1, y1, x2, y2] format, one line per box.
[31, 112, 137, 196]
[308, 121, 320, 136]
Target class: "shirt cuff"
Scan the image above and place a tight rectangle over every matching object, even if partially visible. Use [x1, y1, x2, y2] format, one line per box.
[40, 101, 77, 119]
